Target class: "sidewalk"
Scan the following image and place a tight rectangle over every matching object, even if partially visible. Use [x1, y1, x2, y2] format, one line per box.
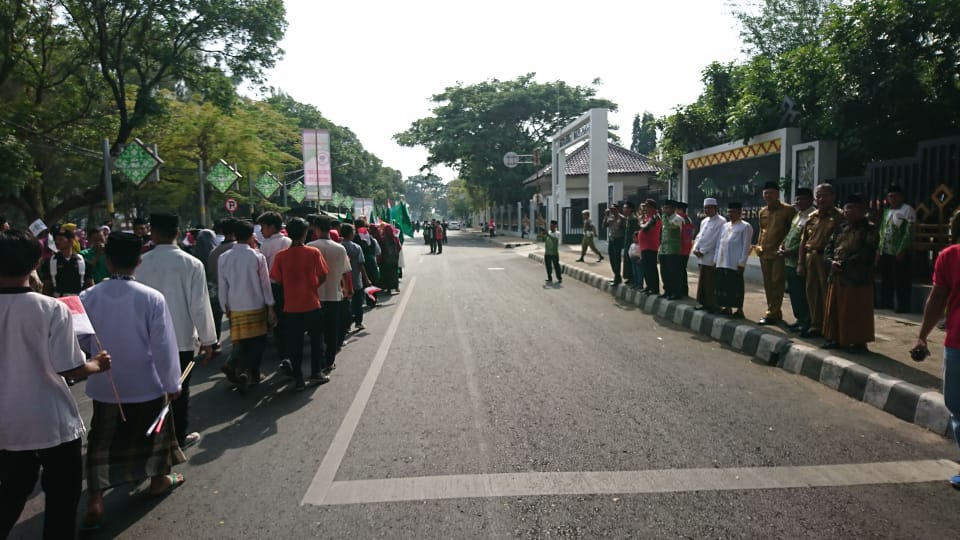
[473, 228, 951, 436]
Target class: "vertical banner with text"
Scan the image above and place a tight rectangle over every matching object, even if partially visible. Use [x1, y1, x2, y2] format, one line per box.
[302, 128, 332, 201]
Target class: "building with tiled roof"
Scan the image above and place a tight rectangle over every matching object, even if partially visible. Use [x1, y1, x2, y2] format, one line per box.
[524, 142, 665, 212]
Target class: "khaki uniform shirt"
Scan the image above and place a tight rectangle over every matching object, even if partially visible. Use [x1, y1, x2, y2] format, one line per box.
[756, 201, 796, 259]
[800, 207, 845, 253]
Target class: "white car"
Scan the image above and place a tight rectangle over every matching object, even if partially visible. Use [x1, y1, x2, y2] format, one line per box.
[447, 221, 461, 230]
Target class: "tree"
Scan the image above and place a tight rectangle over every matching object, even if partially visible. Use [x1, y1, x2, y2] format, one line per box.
[8, 0, 289, 221]
[630, 111, 657, 155]
[731, 0, 837, 58]
[395, 74, 617, 206]
[403, 174, 445, 219]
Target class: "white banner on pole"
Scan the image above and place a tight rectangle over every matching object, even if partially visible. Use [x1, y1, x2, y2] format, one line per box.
[353, 198, 374, 219]
[302, 128, 332, 201]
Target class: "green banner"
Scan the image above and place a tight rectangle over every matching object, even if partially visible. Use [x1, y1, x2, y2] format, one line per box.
[207, 161, 240, 193]
[255, 172, 279, 198]
[115, 139, 161, 186]
[288, 182, 306, 203]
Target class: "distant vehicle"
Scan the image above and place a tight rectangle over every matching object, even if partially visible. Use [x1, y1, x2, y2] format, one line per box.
[447, 221, 461, 230]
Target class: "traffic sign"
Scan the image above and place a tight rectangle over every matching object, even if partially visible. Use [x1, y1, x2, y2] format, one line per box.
[503, 152, 519, 168]
[225, 197, 238, 213]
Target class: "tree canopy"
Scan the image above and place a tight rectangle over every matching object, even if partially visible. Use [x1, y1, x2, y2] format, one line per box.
[658, 0, 960, 180]
[395, 74, 618, 206]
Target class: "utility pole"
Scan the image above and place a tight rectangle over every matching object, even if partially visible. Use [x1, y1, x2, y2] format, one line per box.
[198, 160, 207, 228]
[102, 138, 114, 216]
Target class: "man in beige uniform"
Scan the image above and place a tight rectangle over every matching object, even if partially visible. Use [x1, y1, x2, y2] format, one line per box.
[798, 183, 845, 338]
[755, 181, 797, 325]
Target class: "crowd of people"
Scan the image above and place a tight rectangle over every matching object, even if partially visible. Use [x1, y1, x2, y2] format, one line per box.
[587, 181, 927, 354]
[0, 210, 406, 538]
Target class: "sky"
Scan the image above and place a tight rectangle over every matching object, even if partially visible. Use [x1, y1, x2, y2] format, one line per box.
[262, 0, 748, 183]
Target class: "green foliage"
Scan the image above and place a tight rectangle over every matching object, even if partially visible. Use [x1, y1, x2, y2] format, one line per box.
[660, 0, 960, 177]
[395, 74, 617, 205]
[630, 111, 657, 155]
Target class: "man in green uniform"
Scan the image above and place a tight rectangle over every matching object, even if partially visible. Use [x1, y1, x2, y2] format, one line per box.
[755, 181, 797, 325]
[778, 187, 815, 333]
[877, 184, 916, 312]
[658, 200, 684, 300]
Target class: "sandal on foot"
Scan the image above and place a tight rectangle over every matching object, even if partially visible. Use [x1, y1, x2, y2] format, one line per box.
[80, 513, 103, 532]
[148, 473, 184, 497]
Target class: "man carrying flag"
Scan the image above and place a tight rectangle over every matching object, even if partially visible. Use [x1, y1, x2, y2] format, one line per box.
[78, 232, 184, 530]
[0, 229, 111, 540]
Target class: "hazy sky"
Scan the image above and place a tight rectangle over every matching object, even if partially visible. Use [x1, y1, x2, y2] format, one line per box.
[263, 0, 747, 182]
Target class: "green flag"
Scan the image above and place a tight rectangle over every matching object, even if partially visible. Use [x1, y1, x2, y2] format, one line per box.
[390, 203, 414, 238]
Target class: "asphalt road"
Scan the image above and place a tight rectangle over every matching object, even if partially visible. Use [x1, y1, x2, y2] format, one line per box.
[11, 231, 960, 539]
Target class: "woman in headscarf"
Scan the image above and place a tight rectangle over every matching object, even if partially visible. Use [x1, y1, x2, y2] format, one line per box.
[353, 220, 381, 291]
[379, 225, 401, 293]
[192, 229, 218, 264]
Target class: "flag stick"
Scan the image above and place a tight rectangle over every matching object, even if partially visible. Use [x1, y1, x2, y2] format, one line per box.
[93, 335, 126, 422]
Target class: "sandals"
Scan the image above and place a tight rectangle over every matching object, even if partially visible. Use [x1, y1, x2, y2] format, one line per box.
[148, 473, 184, 497]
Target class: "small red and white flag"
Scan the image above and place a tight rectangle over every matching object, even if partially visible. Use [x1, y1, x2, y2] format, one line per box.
[364, 286, 382, 302]
[58, 296, 96, 335]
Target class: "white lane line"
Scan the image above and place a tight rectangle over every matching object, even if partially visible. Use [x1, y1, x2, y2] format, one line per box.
[312, 459, 956, 506]
[301, 277, 417, 506]
[488, 267, 505, 270]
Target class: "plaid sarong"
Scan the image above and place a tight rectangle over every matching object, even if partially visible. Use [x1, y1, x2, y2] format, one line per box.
[228, 307, 268, 341]
[85, 398, 185, 491]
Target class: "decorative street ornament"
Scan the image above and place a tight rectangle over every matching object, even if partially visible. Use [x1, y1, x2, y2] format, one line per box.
[254, 172, 280, 198]
[207, 160, 241, 194]
[288, 182, 306, 203]
[115, 139, 163, 186]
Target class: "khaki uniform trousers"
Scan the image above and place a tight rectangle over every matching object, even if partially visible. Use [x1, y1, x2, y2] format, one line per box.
[804, 253, 829, 331]
[759, 255, 786, 320]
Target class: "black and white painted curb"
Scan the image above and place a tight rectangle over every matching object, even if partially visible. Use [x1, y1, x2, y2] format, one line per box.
[529, 253, 951, 436]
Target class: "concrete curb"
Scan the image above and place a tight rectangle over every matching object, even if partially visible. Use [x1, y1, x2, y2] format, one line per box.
[528, 252, 951, 436]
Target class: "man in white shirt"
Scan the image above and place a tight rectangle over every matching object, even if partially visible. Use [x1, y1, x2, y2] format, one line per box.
[257, 212, 292, 366]
[308, 215, 351, 375]
[138, 213, 216, 449]
[0, 229, 110, 540]
[713, 202, 754, 319]
[691, 197, 727, 312]
[206, 218, 237, 349]
[218, 220, 275, 393]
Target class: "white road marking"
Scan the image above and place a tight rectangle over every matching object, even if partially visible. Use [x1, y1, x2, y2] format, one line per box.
[307, 459, 956, 506]
[488, 267, 505, 270]
[301, 277, 418, 506]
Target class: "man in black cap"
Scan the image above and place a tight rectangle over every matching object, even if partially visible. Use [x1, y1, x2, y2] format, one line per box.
[778, 187, 815, 333]
[755, 181, 797, 325]
[877, 184, 917, 312]
[822, 194, 879, 353]
[605, 202, 626, 286]
[637, 199, 661, 295]
[137, 213, 216, 449]
[714, 202, 754, 318]
[658, 199, 685, 299]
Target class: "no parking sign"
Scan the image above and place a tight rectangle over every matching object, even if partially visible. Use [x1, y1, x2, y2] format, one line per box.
[225, 197, 238, 214]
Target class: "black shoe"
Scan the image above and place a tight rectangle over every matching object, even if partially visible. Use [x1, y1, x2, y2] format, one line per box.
[609, 280, 621, 286]
[294, 380, 306, 392]
[666, 295, 681, 300]
[575, 258, 584, 262]
[694, 305, 708, 311]
[221, 364, 238, 384]
[236, 372, 249, 394]
[657, 293, 668, 298]
[545, 278, 553, 283]
[308, 373, 331, 384]
[278, 359, 293, 377]
[598, 255, 604, 262]
[757, 317, 780, 326]
[821, 341, 839, 350]
[847, 344, 869, 354]
[731, 311, 746, 320]
[800, 328, 822, 338]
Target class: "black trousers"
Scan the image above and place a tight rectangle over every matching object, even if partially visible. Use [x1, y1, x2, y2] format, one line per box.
[608, 237, 624, 282]
[211, 295, 223, 343]
[544, 254, 562, 280]
[173, 350, 194, 446]
[660, 254, 685, 297]
[285, 309, 323, 382]
[0, 438, 82, 540]
[680, 255, 690, 297]
[271, 283, 287, 359]
[878, 254, 912, 312]
[641, 250, 659, 294]
[319, 301, 341, 367]
[338, 297, 352, 348]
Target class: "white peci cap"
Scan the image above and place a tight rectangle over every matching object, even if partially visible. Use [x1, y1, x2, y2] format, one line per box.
[703, 197, 718, 207]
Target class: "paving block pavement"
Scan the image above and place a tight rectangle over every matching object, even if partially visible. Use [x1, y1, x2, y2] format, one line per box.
[476, 229, 952, 436]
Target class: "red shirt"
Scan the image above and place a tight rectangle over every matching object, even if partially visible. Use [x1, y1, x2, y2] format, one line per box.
[269, 245, 329, 313]
[637, 215, 662, 252]
[679, 212, 695, 256]
[933, 244, 960, 349]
